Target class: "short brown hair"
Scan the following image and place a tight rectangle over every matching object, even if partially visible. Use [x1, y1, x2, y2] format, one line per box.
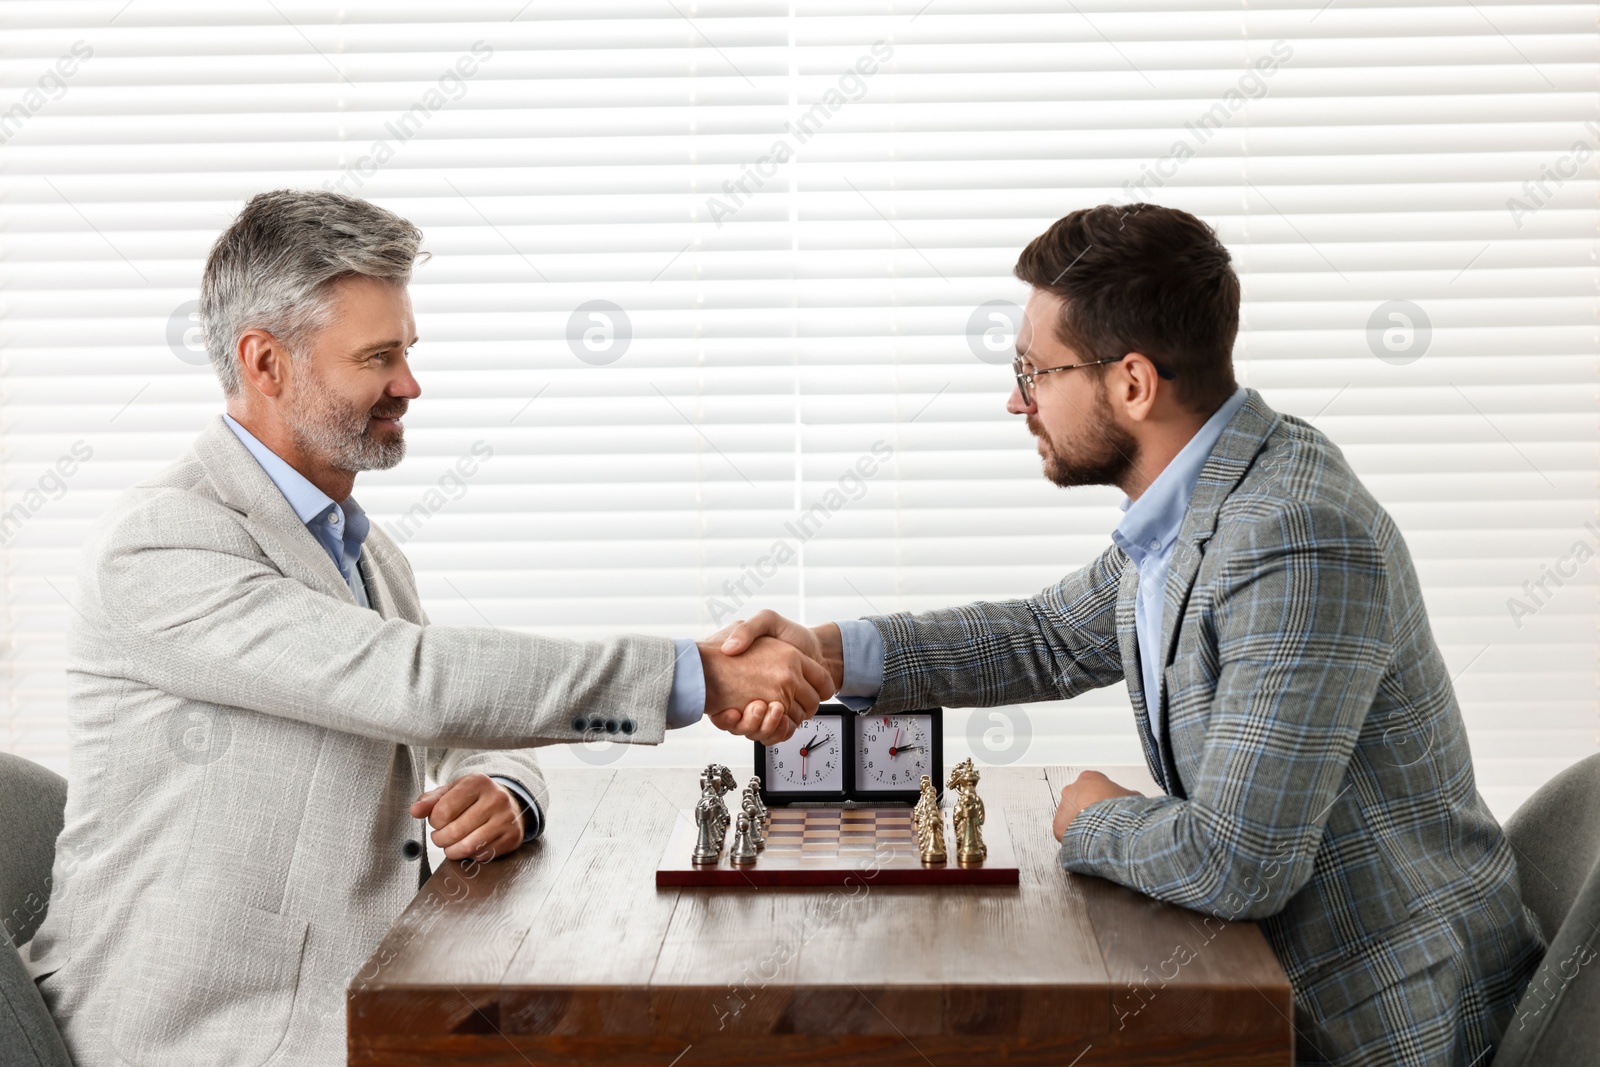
[1014, 203, 1239, 413]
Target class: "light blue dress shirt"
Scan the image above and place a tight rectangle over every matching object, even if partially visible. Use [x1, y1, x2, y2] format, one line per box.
[222, 415, 544, 843]
[667, 639, 706, 728]
[223, 415, 371, 607]
[832, 387, 1249, 757]
[1107, 387, 1247, 749]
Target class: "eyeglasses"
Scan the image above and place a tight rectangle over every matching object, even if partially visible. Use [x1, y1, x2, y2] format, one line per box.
[1011, 353, 1174, 406]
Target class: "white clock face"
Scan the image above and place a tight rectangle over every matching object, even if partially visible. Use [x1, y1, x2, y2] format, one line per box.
[765, 715, 845, 791]
[855, 714, 934, 792]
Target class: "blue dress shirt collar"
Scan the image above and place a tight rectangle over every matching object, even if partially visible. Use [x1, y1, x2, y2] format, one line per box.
[1112, 387, 1249, 560]
[221, 414, 371, 602]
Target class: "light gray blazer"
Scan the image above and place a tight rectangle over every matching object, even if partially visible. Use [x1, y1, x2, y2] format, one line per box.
[26, 416, 677, 1067]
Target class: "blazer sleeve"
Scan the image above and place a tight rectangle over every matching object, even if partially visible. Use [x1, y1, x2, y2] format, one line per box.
[1058, 499, 1394, 922]
[87, 491, 677, 749]
[864, 543, 1128, 714]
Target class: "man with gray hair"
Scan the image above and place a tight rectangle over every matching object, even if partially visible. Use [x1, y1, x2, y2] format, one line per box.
[24, 189, 829, 1066]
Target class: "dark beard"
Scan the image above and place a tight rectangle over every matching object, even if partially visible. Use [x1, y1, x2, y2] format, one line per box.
[1031, 381, 1138, 489]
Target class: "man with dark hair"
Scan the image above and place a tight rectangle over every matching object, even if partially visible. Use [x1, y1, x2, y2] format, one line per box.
[717, 204, 1545, 1066]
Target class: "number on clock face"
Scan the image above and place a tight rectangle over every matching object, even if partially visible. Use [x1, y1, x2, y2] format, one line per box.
[765, 715, 845, 791]
[855, 714, 934, 791]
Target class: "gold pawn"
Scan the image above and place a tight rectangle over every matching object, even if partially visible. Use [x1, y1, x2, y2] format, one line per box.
[913, 774, 947, 865]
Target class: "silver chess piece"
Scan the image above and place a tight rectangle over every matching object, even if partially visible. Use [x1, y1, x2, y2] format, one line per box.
[729, 811, 759, 866]
[740, 793, 766, 851]
[746, 776, 770, 831]
[691, 763, 737, 864]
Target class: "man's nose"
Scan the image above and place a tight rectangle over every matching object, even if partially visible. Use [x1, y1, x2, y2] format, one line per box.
[391, 357, 422, 400]
[1006, 382, 1035, 416]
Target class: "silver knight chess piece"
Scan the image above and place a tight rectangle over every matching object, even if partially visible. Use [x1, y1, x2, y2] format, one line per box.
[691, 763, 737, 864]
[729, 811, 759, 866]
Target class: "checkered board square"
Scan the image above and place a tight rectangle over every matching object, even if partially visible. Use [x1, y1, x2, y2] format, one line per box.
[762, 807, 918, 855]
[656, 804, 1019, 887]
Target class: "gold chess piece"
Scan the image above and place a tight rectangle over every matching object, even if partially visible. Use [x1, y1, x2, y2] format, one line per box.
[947, 758, 986, 865]
[913, 774, 947, 865]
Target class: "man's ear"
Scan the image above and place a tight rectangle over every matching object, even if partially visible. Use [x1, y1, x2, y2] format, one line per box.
[235, 328, 290, 399]
[1118, 351, 1165, 422]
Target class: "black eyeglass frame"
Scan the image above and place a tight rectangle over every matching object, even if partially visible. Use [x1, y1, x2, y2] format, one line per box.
[1011, 353, 1175, 405]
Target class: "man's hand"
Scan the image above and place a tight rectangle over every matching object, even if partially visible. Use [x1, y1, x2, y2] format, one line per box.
[1052, 770, 1144, 841]
[715, 610, 844, 693]
[409, 772, 526, 863]
[699, 633, 833, 745]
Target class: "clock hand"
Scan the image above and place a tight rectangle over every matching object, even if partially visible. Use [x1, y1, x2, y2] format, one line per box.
[804, 734, 833, 756]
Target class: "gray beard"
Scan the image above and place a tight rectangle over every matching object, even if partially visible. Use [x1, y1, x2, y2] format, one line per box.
[283, 369, 406, 473]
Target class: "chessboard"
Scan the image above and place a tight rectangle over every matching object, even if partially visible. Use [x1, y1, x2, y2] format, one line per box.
[656, 805, 1020, 888]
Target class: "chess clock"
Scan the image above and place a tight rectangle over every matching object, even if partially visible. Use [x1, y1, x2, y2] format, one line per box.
[756, 704, 943, 806]
[757, 707, 851, 805]
[852, 710, 943, 804]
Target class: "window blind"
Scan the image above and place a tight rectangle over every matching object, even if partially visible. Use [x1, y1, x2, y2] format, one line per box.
[1, 0, 1595, 818]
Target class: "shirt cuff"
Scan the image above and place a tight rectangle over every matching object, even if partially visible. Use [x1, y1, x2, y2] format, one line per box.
[488, 775, 544, 844]
[666, 637, 706, 729]
[834, 619, 885, 712]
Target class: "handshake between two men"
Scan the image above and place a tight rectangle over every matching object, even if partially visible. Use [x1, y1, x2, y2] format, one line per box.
[700, 610, 841, 745]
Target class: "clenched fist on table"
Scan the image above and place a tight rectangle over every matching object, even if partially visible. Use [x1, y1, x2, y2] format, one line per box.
[409, 772, 529, 863]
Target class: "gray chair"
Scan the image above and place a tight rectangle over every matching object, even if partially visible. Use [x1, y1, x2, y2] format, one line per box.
[0, 751, 71, 1067]
[1492, 752, 1600, 1066]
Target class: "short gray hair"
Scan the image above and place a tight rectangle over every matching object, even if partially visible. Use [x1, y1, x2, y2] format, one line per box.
[199, 190, 426, 397]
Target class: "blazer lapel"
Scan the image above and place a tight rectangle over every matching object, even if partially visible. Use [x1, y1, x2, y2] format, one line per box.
[1154, 391, 1281, 792]
[1117, 561, 1169, 794]
[357, 553, 391, 618]
[190, 416, 359, 605]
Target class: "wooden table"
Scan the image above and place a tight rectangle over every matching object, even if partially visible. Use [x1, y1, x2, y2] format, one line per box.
[349, 766, 1293, 1066]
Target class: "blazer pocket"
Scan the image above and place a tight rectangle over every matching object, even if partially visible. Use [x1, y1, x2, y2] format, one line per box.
[110, 890, 308, 1067]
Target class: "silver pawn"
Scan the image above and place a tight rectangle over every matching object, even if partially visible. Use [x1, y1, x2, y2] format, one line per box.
[746, 777, 770, 830]
[741, 793, 766, 851]
[729, 812, 759, 866]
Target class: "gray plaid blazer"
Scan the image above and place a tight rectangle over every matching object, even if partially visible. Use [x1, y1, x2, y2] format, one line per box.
[26, 416, 677, 1067]
[866, 390, 1544, 1066]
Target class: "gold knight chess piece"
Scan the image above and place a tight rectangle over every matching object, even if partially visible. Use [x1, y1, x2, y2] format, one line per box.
[913, 774, 947, 865]
[947, 758, 986, 865]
